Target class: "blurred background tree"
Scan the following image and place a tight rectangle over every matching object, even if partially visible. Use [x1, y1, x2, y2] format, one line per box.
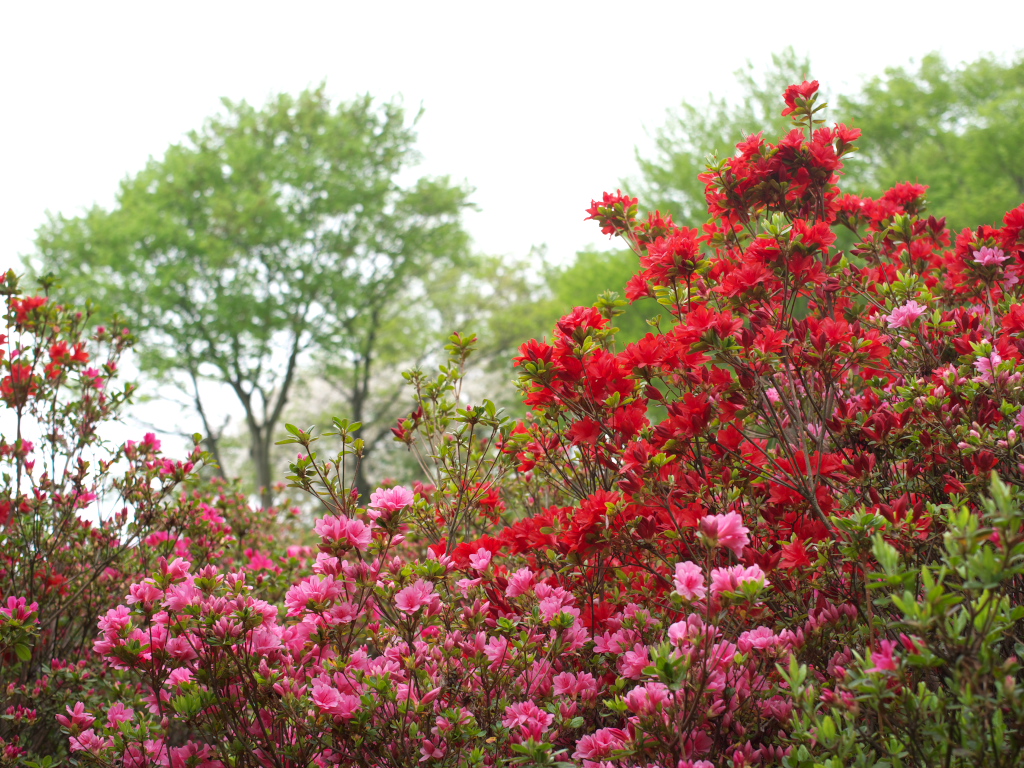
[631, 48, 1024, 231]
[35, 87, 474, 506]
[838, 52, 1024, 230]
[633, 48, 812, 229]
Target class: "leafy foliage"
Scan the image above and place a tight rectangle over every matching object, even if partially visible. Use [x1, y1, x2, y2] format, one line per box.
[34, 87, 473, 506]
[839, 51, 1024, 230]
[636, 49, 1024, 234]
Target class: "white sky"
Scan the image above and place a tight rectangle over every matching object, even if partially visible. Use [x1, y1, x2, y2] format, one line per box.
[2, 0, 1022, 455]
[3, 0, 1021, 270]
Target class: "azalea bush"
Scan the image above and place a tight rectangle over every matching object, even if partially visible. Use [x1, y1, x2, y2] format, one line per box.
[6, 79, 1024, 767]
[0, 272, 305, 765]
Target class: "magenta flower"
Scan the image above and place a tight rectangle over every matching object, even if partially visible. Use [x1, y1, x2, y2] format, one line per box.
[553, 672, 578, 696]
[163, 556, 190, 580]
[710, 564, 769, 595]
[973, 246, 1009, 266]
[502, 700, 554, 736]
[312, 682, 361, 719]
[673, 561, 707, 600]
[420, 738, 446, 761]
[395, 579, 435, 614]
[314, 515, 372, 550]
[126, 581, 162, 605]
[866, 639, 899, 673]
[284, 574, 344, 615]
[0, 596, 39, 621]
[68, 729, 112, 754]
[165, 635, 198, 661]
[974, 350, 1003, 383]
[505, 567, 535, 597]
[573, 728, 627, 761]
[738, 626, 778, 652]
[468, 547, 492, 572]
[699, 511, 750, 557]
[619, 642, 650, 679]
[885, 300, 927, 329]
[368, 485, 415, 520]
[538, 595, 568, 622]
[56, 702, 95, 731]
[106, 703, 135, 728]
[166, 668, 195, 686]
[97, 605, 132, 636]
[624, 681, 671, 715]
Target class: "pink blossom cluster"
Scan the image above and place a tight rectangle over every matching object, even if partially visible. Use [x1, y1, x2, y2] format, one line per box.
[66, 481, 816, 767]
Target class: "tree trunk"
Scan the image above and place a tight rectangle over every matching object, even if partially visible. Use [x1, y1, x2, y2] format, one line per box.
[252, 428, 274, 510]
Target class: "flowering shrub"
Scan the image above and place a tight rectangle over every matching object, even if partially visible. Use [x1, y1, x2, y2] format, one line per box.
[0, 273, 302, 765]
[35, 81, 1024, 766]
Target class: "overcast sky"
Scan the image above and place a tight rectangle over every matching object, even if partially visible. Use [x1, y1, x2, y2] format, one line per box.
[3, 0, 1022, 271]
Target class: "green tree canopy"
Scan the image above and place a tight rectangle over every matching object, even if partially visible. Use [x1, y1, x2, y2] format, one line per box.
[34, 87, 472, 506]
[634, 49, 811, 228]
[633, 48, 1024, 231]
[839, 51, 1024, 229]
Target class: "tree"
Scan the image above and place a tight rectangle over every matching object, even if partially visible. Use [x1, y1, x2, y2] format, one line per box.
[34, 87, 472, 507]
[635, 49, 1024, 232]
[633, 48, 811, 227]
[838, 51, 1024, 229]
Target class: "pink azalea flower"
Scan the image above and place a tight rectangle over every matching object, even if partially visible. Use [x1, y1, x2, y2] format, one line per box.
[1006, 265, 1020, 288]
[165, 635, 198, 661]
[885, 300, 927, 329]
[56, 702, 95, 731]
[68, 729, 112, 754]
[97, 605, 132, 635]
[973, 246, 1009, 266]
[673, 561, 707, 600]
[368, 485, 415, 520]
[505, 567, 535, 597]
[468, 547, 492, 572]
[395, 579, 435, 614]
[166, 668, 194, 687]
[618, 643, 650, 679]
[624, 681, 671, 715]
[284, 575, 344, 615]
[699, 511, 750, 557]
[127, 581, 162, 605]
[311, 681, 359, 719]
[710, 564, 769, 595]
[249, 627, 284, 655]
[503, 700, 554, 741]
[974, 350, 1003, 383]
[553, 672, 578, 697]
[314, 516, 372, 551]
[163, 557, 190, 580]
[420, 738, 446, 762]
[539, 595, 570, 622]
[106, 703, 135, 727]
[866, 639, 899, 673]
[573, 728, 627, 761]
[1, 596, 38, 621]
[738, 626, 778, 652]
